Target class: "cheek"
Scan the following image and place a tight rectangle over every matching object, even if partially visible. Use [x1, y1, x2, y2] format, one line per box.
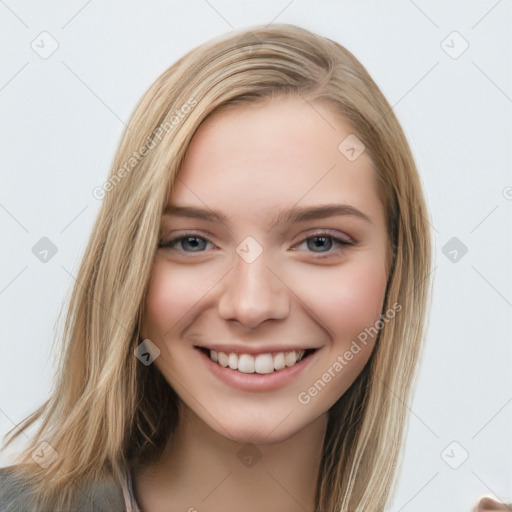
[141, 259, 206, 341]
[296, 258, 388, 340]
[342, 261, 388, 328]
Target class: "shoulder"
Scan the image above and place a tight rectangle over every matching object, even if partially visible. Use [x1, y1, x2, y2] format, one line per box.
[0, 466, 126, 512]
[0, 466, 30, 511]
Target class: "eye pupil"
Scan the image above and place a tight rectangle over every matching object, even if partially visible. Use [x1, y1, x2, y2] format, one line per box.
[307, 236, 332, 252]
[182, 237, 205, 251]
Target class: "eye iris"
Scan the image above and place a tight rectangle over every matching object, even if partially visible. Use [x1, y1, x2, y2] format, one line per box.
[307, 236, 332, 252]
[182, 237, 205, 251]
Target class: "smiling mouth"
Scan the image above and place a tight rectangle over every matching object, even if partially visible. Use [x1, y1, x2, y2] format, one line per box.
[196, 347, 317, 374]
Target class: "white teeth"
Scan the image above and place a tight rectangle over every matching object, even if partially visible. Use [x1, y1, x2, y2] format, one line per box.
[273, 352, 286, 370]
[217, 352, 229, 367]
[238, 354, 255, 373]
[207, 349, 308, 374]
[254, 354, 274, 374]
[285, 351, 297, 367]
[228, 353, 238, 370]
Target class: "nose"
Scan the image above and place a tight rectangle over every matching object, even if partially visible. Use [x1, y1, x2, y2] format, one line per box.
[217, 249, 290, 329]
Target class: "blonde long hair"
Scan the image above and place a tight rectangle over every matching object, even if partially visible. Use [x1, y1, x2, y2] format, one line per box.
[1, 24, 433, 512]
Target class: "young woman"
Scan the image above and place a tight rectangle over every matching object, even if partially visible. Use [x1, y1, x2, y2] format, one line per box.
[0, 23, 436, 512]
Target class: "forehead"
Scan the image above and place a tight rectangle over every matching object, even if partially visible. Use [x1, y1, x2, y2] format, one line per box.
[167, 96, 384, 227]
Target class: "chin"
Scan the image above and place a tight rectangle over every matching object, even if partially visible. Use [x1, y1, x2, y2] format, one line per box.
[220, 426, 290, 446]
[209, 411, 311, 446]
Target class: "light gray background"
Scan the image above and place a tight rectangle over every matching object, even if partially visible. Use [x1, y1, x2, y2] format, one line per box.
[1, 1, 511, 510]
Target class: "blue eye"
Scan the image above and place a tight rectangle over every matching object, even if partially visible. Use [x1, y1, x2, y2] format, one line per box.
[158, 231, 352, 257]
[297, 234, 352, 257]
[306, 236, 334, 252]
[159, 235, 211, 252]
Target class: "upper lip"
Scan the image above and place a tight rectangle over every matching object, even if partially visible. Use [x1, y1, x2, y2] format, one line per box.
[194, 344, 319, 355]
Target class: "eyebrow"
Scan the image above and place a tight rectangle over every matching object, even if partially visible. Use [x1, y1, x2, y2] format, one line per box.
[163, 203, 373, 227]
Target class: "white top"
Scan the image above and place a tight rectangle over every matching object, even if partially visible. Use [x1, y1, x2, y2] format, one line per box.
[121, 463, 143, 512]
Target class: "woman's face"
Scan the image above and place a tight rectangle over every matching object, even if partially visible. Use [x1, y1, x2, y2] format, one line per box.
[141, 96, 389, 444]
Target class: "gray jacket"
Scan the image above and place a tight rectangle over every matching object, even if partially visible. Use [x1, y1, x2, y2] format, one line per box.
[0, 467, 126, 512]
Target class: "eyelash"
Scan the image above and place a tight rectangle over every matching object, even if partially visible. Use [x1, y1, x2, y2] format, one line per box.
[158, 230, 353, 259]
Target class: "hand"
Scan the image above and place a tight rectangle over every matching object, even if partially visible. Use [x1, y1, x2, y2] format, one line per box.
[475, 496, 512, 511]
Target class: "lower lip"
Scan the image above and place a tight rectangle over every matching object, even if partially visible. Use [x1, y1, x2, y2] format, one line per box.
[196, 348, 319, 392]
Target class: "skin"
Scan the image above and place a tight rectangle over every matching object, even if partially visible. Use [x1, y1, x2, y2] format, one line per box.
[475, 497, 512, 511]
[134, 95, 390, 512]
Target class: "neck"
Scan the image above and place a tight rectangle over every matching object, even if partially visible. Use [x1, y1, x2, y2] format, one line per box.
[133, 405, 328, 512]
